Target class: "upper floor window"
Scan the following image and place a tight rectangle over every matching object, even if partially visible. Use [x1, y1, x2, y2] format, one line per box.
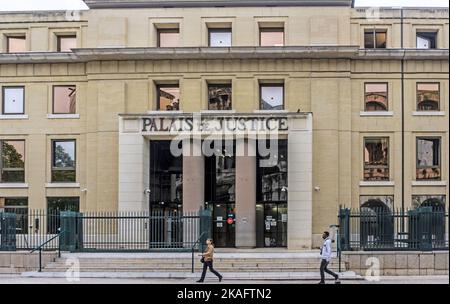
[417, 137, 441, 180]
[365, 83, 388, 111]
[6, 36, 26, 53]
[417, 83, 440, 111]
[2, 86, 25, 115]
[0, 140, 25, 183]
[57, 35, 77, 52]
[209, 28, 232, 47]
[417, 31, 437, 49]
[53, 86, 76, 114]
[51, 140, 76, 183]
[364, 29, 387, 49]
[208, 84, 232, 110]
[157, 29, 180, 48]
[364, 137, 389, 181]
[260, 28, 284, 47]
[157, 84, 180, 111]
[260, 84, 284, 110]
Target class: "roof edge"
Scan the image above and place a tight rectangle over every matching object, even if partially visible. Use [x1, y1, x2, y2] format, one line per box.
[83, 0, 353, 9]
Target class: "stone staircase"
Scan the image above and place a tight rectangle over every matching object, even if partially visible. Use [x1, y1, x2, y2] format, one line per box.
[22, 252, 362, 280]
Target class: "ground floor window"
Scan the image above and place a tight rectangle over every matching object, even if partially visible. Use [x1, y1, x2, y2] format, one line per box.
[0, 197, 28, 234]
[47, 197, 79, 233]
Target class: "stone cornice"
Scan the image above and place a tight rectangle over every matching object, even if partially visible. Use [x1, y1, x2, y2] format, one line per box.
[0, 47, 448, 64]
[83, 0, 354, 9]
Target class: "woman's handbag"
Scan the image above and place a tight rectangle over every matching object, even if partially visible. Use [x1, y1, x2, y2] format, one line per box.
[200, 257, 205, 263]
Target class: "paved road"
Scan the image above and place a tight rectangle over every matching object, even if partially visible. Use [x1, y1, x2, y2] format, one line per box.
[0, 275, 448, 284]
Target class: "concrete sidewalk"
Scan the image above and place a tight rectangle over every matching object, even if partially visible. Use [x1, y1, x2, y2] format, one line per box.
[1, 274, 448, 284]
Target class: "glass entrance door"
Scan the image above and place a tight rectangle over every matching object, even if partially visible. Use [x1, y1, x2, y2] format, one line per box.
[256, 202, 287, 247]
[211, 203, 236, 248]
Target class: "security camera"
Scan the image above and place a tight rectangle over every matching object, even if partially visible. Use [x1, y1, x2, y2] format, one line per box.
[81, 188, 88, 192]
[144, 189, 151, 194]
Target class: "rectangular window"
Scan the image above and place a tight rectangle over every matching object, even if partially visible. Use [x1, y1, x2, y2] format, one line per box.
[53, 86, 76, 114]
[364, 83, 388, 111]
[209, 29, 232, 47]
[6, 36, 26, 53]
[51, 140, 76, 182]
[157, 29, 180, 48]
[417, 137, 441, 180]
[364, 29, 387, 49]
[157, 85, 180, 111]
[417, 83, 440, 111]
[364, 137, 389, 181]
[1, 198, 28, 234]
[208, 84, 232, 110]
[47, 197, 80, 233]
[417, 32, 437, 49]
[0, 140, 25, 183]
[260, 28, 284, 47]
[2, 86, 25, 115]
[57, 35, 77, 52]
[260, 84, 284, 110]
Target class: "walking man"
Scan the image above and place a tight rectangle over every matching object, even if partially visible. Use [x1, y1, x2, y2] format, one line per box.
[197, 238, 223, 283]
[319, 231, 341, 284]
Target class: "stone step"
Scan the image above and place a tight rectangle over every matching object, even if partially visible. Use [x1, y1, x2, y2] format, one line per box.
[43, 266, 339, 272]
[22, 271, 362, 280]
[46, 261, 341, 267]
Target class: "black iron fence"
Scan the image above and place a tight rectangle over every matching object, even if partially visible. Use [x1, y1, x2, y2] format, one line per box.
[338, 207, 449, 251]
[0, 209, 211, 252]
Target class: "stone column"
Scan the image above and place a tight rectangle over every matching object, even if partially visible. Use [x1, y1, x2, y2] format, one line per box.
[287, 115, 313, 250]
[235, 139, 257, 248]
[118, 124, 147, 212]
[182, 140, 204, 213]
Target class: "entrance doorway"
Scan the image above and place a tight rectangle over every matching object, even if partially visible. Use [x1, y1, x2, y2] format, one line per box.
[256, 202, 287, 247]
[210, 203, 236, 248]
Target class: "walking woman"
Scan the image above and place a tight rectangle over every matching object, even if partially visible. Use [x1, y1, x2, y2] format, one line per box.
[197, 239, 223, 283]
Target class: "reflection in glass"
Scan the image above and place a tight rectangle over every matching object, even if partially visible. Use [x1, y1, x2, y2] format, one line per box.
[364, 30, 386, 49]
[0, 140, 25, 183]
[416, 32, 437, 49]
[7, 36, 26, 53]
[157, 85, 180, 111]
[208, 85, 232, 110]
[364, 137, 389, 181]
[3, 198, 28, 234]
[53, 86, 76, 114]
[57, 36, 77, 52]
[260, 29, 284, 46]
[417, 83, 440, 111]
[52, 140, 76, 182]
[260, 85, 284, 110]
[158, 29, 180, 47]
[209, 29, 232, 47]
[3, 87, 24, 114]
[365, 83, 388, 111]
[417, 138, 441, 180]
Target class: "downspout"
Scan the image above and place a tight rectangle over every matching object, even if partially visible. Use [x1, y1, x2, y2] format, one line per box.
[400, 7, 405, 229]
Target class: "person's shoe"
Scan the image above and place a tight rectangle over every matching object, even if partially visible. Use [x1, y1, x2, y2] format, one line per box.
[335, 278, 341, 284]
[196, 280, 204, 283]
[219, 276, 223, 282]
[318, 281, 325, 284]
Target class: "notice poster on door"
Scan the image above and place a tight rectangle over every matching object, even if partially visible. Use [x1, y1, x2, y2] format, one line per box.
[217, 216, 223, 221]
[281, 214, 288, 222]
[216, 222, 223, 228]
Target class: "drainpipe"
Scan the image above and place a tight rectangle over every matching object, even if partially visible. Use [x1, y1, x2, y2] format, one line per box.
[400, 7, 406, 230]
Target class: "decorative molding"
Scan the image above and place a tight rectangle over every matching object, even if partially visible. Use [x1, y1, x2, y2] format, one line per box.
[412, 181, 447, 187]
[47, 114, 80, 119]
[0, 183, 29, 189]
[359, 181, 395, 187]
[0, 115, 29, 120]
[360, 111, 394, 117]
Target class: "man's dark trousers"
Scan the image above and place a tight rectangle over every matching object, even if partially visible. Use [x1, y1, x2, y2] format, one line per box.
[320, 259, 338, 282]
